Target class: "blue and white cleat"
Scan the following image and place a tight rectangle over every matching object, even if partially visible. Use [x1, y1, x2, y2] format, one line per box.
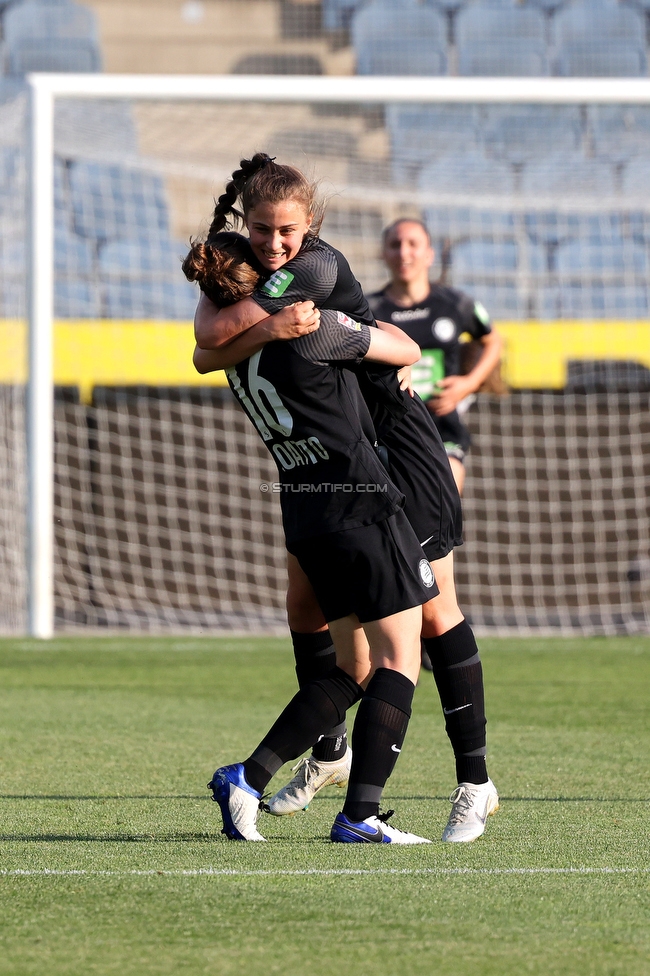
[207, 763, 266, 841]
[330, 810, 431, 845]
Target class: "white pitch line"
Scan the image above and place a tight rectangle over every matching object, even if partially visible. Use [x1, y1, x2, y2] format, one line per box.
[1, 867, 648, 878]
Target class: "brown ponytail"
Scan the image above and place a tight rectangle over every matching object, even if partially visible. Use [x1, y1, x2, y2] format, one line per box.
[182, 232, 260, 307]
[207, 152, 324, 239]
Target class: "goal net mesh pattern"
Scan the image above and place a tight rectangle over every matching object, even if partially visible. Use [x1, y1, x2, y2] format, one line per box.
[1, 88, 649, 633]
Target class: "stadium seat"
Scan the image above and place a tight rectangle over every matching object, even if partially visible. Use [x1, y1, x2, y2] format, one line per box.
[485, 106, 582, 165]
[322, 0, 364, 32]
[456, 2, 549, 76]
[55, 100, 139, 164]
[556, 238, 648, 276]
[352, 0, 448, 75]
[520, 154, 615, 197]
[451, 279, 524, 318]
[69, 162, 170, 243]
[553, 0, 647, 76]
[54, 226, 101, 317]
[3, 0, 102, 75]
[452, 238, 519, 274]
[621, 158, 650, 196]
[269, 128, 358, 160]
[540, 282, 648, 318]
[387, 105, 480, 183]
[99, 239, 197, 320]
[232, 54, 323, 75]
[423, 206, 515, 240]
[419, 152, 516, 195]
[590, 106, 650, 162]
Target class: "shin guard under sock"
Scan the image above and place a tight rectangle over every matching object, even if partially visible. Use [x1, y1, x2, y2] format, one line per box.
[423, 620, 488, 785]
[343, 668, 415, 823]
[243, 666, 362, 794]
[291, 629, 348, 763]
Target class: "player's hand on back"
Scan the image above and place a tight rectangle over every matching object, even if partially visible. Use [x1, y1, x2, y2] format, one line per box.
[397, 365, 414, 397]
[264, 301, 320, 341]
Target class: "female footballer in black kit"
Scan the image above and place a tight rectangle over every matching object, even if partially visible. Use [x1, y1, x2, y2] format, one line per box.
[191, 155, 499, 842]
[368, 218, 504, 496]
[189, 230, 435, 845]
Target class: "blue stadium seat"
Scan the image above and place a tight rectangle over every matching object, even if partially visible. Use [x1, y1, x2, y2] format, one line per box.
[419, 152, 516, 195]
[452, 238, 519, 274]
[450, 280, 524, 318]
[352, 0, 448, 75]
[387, 105, 479, 183]
[520, 154, 615, 197]
[99, 239, 197, 320]
[423, 206, 515, 239]
[485, 106, 582, 164]
[556, 238, 648, 276]
[525, 0, 569, 12]
[55, 100, 139, 164]
[456, 2, 549, 76]
[554, 0, 647, 76]
[3, 0, 102, 75]
[621, 158, 650, 195]
[540, 282, 648, 318]
[424, 0, 469, 11]
[53, 227, 101, 316]
[322, 0, 364, 31]
[69, 162, 170, 243]
[590, 106, 650, 162]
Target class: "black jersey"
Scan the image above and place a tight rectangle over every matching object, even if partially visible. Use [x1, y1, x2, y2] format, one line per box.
[367, 285, 492, 403]
[225, 309, 404, 545]
[250, 237, 463, 557]
[253, 237, 410, 435]
[253, 236, 374, 327]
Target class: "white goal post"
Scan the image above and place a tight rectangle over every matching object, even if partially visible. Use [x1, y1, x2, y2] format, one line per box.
[25, 73, 650, 637]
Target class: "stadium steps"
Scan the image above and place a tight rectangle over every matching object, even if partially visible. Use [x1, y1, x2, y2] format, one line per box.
[82, 0, 354, 75]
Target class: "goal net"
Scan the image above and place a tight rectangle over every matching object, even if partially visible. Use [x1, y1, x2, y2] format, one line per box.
[2, 76, 649, 635]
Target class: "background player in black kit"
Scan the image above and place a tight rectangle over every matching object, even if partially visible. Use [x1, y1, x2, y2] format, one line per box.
[189, 230, 435, 845]
[368, 218, 504, 496]
[192, 155, 499, 842]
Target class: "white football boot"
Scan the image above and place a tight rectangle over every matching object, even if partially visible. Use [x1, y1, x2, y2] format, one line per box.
[265, 748, 352, 816]
[441, 778, 500, 842]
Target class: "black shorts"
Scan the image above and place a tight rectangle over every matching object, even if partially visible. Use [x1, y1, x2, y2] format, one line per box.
[288, 509, 438, 624]
[379, 399, 463, 562]
[435, 410, 471, 463]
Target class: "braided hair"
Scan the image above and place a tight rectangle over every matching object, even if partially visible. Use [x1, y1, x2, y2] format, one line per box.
[206, 152, 324, 239]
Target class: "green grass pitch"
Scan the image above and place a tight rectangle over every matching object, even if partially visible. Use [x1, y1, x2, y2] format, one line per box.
[0, 635, 649, 975]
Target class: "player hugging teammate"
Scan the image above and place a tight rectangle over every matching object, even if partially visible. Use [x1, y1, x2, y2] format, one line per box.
[187, 154, 499, 843]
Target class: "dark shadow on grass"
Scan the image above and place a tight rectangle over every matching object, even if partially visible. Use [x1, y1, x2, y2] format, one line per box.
[0, 795, 208, 801]
[383, 796, 650, 803]
[0, 832, 328, 843]
[0, 832, 222, 842]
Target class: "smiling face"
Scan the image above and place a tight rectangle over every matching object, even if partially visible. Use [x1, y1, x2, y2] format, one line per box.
[245, 199, 313, 272]
[383, 220, 434, 286]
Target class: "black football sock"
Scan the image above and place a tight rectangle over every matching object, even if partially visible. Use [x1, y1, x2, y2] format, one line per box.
[291, 629, 348, 763]
[242, 666, 363, 794]
[423, 620, 488, 786]
[342, 668, 415, 823]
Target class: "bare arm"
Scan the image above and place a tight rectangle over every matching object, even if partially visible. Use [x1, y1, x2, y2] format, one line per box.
[431, 328, 504, 416]
[364, 319, 421, 367]
[194, 294, 269, 349]
[193, 302, 320, 373]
